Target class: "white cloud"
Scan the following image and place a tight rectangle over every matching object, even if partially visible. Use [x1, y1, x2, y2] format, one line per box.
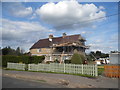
[81, 31, 86, 34]
[86, 43, 114, 53]
[36, 0, 106, 30]
[13, 7, 33, 17]
[2, 18, 53, 51]
[3, 2, 33, 17]
[99, 6, 105, 10]
[86, 37, 118, 53]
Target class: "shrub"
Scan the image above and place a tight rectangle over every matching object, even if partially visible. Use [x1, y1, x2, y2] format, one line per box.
[2, 55, 45, 67]
[71, 53, 85, 64]
[54, 59, 60, 63]
[64, 59, 71, 64]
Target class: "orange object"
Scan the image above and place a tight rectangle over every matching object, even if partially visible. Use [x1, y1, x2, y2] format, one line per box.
[104, 65, 120, 78]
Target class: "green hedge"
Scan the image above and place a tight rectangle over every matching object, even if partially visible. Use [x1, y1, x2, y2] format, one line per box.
[2, 55, 45, 67]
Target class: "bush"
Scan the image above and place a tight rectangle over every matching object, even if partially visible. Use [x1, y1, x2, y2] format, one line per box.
[71, 53, 85, 64]
[64, 59, 71, 64]
[54, 59, 60, 63]
[2, 55, 45, 67]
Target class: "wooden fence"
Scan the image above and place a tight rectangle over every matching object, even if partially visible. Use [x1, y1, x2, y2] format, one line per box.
[104, 65, 120, 78]
[7, 63, 98, 76]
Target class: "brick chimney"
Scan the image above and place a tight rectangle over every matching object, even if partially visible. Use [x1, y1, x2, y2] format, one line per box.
[62, 33, 66, 38]
[49, 34, 53, 41]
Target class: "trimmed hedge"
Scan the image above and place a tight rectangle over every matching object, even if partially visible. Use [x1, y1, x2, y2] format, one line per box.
[2, 55, 45, 67]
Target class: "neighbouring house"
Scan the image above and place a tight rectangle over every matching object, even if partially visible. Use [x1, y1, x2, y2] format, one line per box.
[95, 58, 110, 65]
[109, 51, 120, 64]
[30, 33, 89, 63]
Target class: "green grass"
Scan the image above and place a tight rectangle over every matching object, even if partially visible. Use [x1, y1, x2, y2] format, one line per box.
[98, 66, 104, 75]
[3, 68, 96, 78]
[3, 68, 25, 71]
[27, 70, 96, 78]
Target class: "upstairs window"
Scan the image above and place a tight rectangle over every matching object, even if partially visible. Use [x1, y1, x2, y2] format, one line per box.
[37, 49, 41, 53]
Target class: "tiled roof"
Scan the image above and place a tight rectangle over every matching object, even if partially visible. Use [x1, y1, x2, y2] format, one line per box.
[30, 34, 85, 49]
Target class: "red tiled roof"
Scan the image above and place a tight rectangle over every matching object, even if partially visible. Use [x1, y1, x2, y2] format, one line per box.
[30, 34, 85, 49]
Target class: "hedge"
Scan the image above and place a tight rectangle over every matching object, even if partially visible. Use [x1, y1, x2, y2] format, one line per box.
[2, 55, 45, 67]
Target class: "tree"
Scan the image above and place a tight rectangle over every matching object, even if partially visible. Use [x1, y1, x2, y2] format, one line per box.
[95, 51, 102, 59]
[0, 47, 1, 55]
[71, 53, 85, 64]
[2, 47, 9, 55]
[96, 51, 101, 56]
[16, 47, 21, 55]
[2, 46, 24, 56]
[87, 51, 109, 60]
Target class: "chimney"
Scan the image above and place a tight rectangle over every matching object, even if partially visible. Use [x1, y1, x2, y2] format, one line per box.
[49, 34, 53, 41]
[62, 33, 66, 38]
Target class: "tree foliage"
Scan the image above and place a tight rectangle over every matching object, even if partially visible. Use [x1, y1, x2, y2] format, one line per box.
[87, 51, 109, 61]
[2, 46, 23, 56]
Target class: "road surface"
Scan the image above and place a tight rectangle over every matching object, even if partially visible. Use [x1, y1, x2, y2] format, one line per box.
[3, 70, 119, 88]
[2, 76, 66, 88]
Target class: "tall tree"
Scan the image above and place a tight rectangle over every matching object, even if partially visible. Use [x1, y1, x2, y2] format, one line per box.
[16, 47, 21, 55]
[2, 46, 23, 55]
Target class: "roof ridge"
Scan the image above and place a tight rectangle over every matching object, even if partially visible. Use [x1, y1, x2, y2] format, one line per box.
[38, 34, 80, 40]
[30, 34, 83, 49]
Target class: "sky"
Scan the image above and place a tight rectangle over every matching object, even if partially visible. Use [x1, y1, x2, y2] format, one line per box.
[1, 1, 118, 53]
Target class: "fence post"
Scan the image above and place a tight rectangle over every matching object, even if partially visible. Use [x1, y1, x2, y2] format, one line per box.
[95, 64, 98, 76]
[25, 64, 28, 71]
[64, 63, 65, 73]
[82, 64, 83, 74]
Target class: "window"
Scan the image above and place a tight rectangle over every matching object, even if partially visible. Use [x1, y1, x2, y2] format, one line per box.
[37, 49, 41, 52]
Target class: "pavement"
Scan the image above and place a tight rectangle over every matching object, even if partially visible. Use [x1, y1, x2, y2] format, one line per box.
[2, 70, 119, 88]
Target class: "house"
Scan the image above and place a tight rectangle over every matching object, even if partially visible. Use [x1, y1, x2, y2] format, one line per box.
[95, 58, 110, 65]
[109, 51, 120, 64]
[30, 33, 89, 63]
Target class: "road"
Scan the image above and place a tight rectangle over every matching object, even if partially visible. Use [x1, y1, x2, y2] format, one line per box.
[2, 70, 119, 88]
[2, 76, 66, 88]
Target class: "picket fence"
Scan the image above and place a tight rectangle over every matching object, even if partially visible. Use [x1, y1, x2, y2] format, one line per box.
[7, 62, 98, 76]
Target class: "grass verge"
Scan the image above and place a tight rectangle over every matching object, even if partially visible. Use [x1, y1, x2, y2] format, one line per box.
[98, 65, 104, 75]
[98, 68, 104, 75]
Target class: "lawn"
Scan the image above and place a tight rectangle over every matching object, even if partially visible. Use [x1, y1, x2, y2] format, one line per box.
[98, 65, 104, 75]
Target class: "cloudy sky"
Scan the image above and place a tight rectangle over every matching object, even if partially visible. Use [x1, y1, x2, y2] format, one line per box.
[1, 1, 118, 53]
